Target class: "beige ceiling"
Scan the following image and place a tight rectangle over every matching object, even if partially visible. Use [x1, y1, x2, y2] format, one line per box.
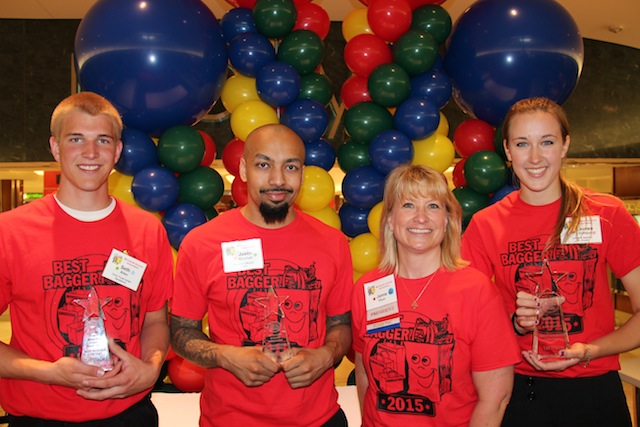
[1, 0, 638, 49]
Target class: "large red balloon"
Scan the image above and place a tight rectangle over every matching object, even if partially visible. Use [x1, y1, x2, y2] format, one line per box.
[167, 356, 206, 393]
[293, 3, 330, 39]
[453, 119, 496, 158]
[452, 158, 467, 187]
[367, 0, 412, 43]
[344, 34, 393, 77]
[222, 137, 245, 177]
[198, 130, 216, 167]
[340, 75, 372, 109]
[231, 177, 249, 207]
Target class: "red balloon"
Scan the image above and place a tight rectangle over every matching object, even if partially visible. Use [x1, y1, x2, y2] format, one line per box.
[344, 34, 393, 77]
[452, 158, 467, 187]
[222, 137, 245, 177]
[367, 0, 412, 43]
[231, 177, 249, 207]
[198, 130, 216, 167]
[225, 0, 257, 8]
[340, 75, 372, 109]
[453, 119, 496, 157]
[167, 356, 206, 393]
[293, 3, 330, 39]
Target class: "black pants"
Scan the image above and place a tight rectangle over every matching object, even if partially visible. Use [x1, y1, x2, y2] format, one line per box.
[322, 408, 348, 427]
[502, 372, 631, 427]
[8, 394, 158, 427]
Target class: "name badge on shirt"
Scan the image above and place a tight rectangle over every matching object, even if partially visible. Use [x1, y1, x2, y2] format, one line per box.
[364, 274, 401, 334]
[561, 215, 602, 244]
[102, 249, 147, 291]
[221, 238, 264, 273]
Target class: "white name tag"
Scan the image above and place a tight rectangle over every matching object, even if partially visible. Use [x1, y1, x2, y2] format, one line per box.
[221, 238, 264, 273]
[102, 249, 147, 291]
[561, 216, 602, 244]
[364, 274, 401, 334]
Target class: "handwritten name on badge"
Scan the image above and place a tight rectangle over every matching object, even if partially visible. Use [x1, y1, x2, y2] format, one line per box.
[364, 274, 401, 334]
[561, 216, 602, 244]
[221, 238, 264, 273]
[102, 249, 147, 291]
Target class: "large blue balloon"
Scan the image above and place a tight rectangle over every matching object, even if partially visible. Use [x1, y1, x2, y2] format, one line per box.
[131, 166, 180, 212]
[444, 0, 583, 126]
[280, 99, 328, 143]
[256, 61, 301, 108]
[393, 97, 440, 141]
[305, 138, 336, 171]
[220, 7, 257, 44]
[342, 166, 385, 209]
[228, 31, 276, 77]
[410, 69, 452, 110]
[162, 203, 207, 249]
[369, 130, 414, 175]
[75, 0, 228, 137]
[115, 128, 159, 176]
[338, 203, 370, 238]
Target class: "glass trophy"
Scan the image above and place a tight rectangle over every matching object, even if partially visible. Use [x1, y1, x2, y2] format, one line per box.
[74, 286, 113, 371]
[519, 260, 570, 360]
[257, 287, 293, 364]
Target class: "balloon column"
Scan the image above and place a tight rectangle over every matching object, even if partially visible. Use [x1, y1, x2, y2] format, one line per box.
[339, 0, 454, 277]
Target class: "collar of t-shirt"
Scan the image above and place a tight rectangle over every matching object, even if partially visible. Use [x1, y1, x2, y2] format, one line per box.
[53, 194, 117, 222]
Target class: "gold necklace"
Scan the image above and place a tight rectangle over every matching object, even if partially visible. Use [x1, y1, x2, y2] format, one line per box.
[400, 269, 438, 309]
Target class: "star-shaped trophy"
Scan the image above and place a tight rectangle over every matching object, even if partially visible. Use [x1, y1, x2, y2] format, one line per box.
[256, 287, 293, 364]
[74, 286, 113, 370]
[520, 259, 570, 360]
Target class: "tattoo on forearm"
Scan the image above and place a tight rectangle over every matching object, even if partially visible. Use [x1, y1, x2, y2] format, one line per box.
[327, 312, 351, 330]
[169, 314, 219, 368]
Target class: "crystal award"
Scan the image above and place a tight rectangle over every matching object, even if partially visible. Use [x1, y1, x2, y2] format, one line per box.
[74, 286, 113, 371]
[520, 260, 570, 360]
[257, 287, 293, 364]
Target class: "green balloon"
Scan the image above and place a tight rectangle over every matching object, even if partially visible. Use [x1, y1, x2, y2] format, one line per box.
[157, 125, 204, 174]
[253, 0, 297, 39]
[299, 72, 332, 106]
[464, 150, 508, 194]
[453, 186, 490, 229]
[411, 5, 452, 45]
[277, 30, 324, 75]
[392, 30, 438, 76]
[337, 139, 371, 173]
[344, 101, 394, 145]
[493, 123, 508, 161]
[367, 63, 411, 107]
[178, 166, 224, 210]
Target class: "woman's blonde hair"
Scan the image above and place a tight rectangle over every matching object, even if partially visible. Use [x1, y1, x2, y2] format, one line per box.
[378, 164, 467, 273]
[502, 97, 587, 251]
[50, 92, 123, 140]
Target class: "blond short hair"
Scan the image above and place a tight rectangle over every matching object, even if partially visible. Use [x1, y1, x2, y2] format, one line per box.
[50, 92, 123, 140]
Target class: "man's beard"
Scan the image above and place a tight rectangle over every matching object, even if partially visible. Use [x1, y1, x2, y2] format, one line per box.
[259, 201, 290, 224]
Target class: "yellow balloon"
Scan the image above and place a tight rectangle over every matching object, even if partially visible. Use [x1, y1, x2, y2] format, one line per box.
[367, 202, 384, 239]
[350, 232, 380, 274]
[108, 172, 137, 206]
[295, 165, 335, 211]
[341, 8, 372, 42]
[412, 133, 456, 174]
[436, 112, 450, 136]
[304, 206, 341, 230]
[353, 270, 364, 283]
[230, 99, 279, 142]
[221, 74, 259, 113]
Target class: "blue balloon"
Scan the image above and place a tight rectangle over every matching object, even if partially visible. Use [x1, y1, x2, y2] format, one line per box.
[228, 31, 276, 77]
[393, 97, 440, 141]
[444, 0, 583, 126]
[490, 184, 517, 204]
[220, 7, 257, 44]
[162, 203, 207, 249]
[305, 138, 336, 171]
[341, 166, 385, 209]
[131, 166, 180, 212]
[75, 0, 228, 137]
[115, 128, 159, 176]
[338, 203, 370, 238]
[280, 99, 328, 143]
[369, 130, 414, 175]
[410, 69, 452, 109]
[256, 61, 301, 107]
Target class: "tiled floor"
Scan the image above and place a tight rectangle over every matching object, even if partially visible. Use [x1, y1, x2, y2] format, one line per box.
[0, 310, 637, 427]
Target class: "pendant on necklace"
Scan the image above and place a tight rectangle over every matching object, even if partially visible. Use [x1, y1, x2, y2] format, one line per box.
[411, 300, 418, 309]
